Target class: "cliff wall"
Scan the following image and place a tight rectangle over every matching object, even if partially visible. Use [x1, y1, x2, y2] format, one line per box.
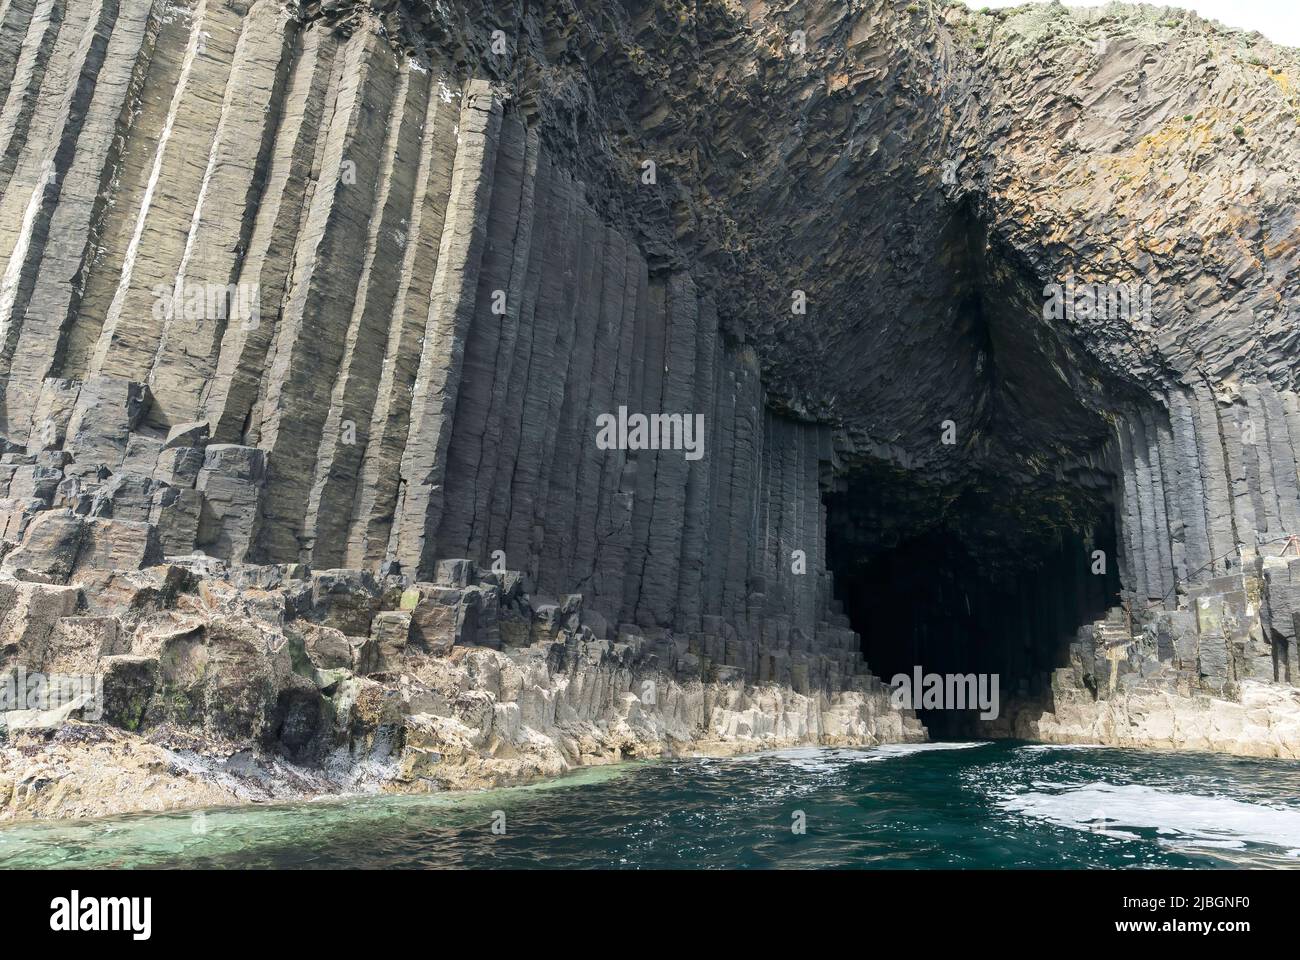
[0, 1, 875, 695]
[1, 0, 1299, 792]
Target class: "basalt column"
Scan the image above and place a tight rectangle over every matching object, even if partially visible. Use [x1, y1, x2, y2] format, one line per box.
[0, 4, 880, 694]
[3, 0, 1299, 721]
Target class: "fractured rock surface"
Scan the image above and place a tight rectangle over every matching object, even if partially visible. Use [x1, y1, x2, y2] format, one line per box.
[0, 559, 921, 820]
[0, 0, 1299, 814]
[0, 1, 885, 719]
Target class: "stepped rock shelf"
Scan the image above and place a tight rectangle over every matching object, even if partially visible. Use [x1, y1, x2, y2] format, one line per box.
[0, 0, 1299, 819]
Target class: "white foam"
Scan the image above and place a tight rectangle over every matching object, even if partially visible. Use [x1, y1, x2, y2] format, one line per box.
[738, 746, 840, 771]
[723, 741, 992, 770]
[1018, 743, 1108, 752]
[867, 742, 992, 757]
[1001, 782, 1300, 853]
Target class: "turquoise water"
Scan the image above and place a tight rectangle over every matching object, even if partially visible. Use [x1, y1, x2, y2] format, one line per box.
[3, 741, 1300, 868]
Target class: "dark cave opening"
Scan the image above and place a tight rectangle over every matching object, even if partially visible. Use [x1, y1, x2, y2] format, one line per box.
[825, 473, 1121, 739]
[814, 203, 1138, 737]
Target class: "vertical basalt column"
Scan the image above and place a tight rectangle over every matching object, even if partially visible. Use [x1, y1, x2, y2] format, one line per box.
[143, 0, 295, 430]
[0, 0, 46, 115]
[568, 228, 630, 596]
[393, 78, 501, 578]
[588, 243, 646, 609]
[725, 349, 762, 631]
[0, 0, 157, 440]
[1168, 388, 1214, 581]
[1240, 384, 1275, 537]
[701, 355, 738, 619]
[780, 418, 803, 623]
[1219, 396, 1261, 552]
[204, 25, 339, 444]
[532, 204, 603, 598]
[673, 296, 718, 634]
[482, 151, 557, 571]
[252, 30, 398, 563]
[0, 0, 124, 397]
[1260, 388, 1300, 537]
[0, 0, 80, 202]
[755, 408, 773, 598]
[1132, 414, 1169, 602]
[1283, 393, 1300, 495]
[619, 276, 667, 621]
[85, 0, 244, 383]
[503, 167, 576, 581]
[436, 112, 529, 561]
[343, 75, 460, 568]
[1189, 380, 1238, 572]
[772, 414, 798, 617]
[1152, 409, 1188, 588]
[302, 63, 433, 568]
[799, 423, 825, 634]
[635, 272, 698, 627]
[60, 0, 195, 380]
[1114, 419, 1147, 599]
[814, 429, 834, 621]
[1106, 429, 1132, 601]
[1138, 408, 1175, 606]
[464, 126, 542, 567]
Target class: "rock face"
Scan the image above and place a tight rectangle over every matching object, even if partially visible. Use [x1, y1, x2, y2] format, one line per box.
[992, 561, 1300, 757]
[0, 559, 921, 821]
[0, 0, 1298, 814]
[0, 0, 871, 663]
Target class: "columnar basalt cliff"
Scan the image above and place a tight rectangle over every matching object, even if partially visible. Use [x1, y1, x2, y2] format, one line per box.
[1, 0, 1299, 817]
[0, 0, 865, 662]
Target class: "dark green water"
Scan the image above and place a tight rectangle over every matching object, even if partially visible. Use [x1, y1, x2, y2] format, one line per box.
[3, 741, 1300, 868]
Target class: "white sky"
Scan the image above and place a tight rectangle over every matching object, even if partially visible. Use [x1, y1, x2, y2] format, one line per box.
[959, 1, 1300, 47]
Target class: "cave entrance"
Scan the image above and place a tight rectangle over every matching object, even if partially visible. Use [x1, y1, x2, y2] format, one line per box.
[813, 203, 1136, 737]
[825, 471, 1120, 738]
